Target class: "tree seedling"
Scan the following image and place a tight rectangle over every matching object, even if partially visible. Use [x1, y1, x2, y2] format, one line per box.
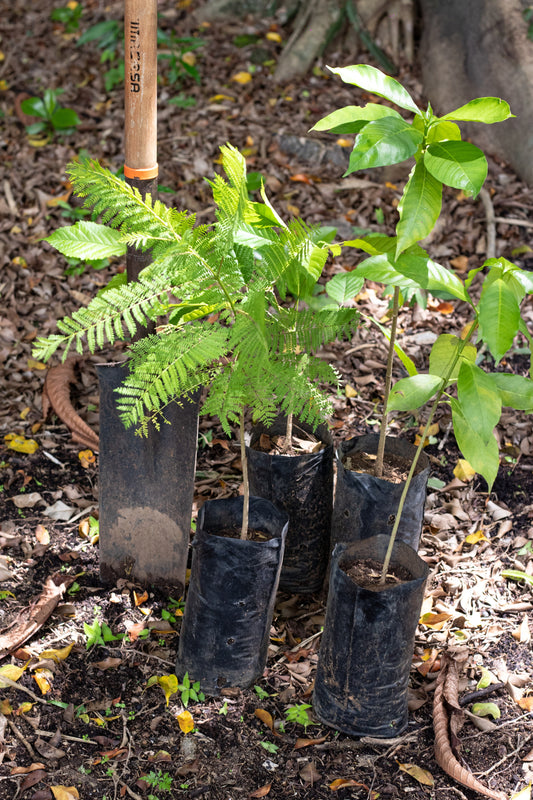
[313, 64, 533, 581]
[50, 3, 83, 33]
[284, 703, 315, 731]
[84, 615, 124, 649]
[33, 145, 358, 541]
[21, 88, 80, 139]
[177, 672, 205, 707]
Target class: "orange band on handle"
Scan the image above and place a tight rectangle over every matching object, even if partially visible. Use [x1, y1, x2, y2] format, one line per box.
[124, 164, 159, 180]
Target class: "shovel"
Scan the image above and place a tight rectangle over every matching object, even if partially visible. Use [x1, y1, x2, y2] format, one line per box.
[97, 0, 199, 593]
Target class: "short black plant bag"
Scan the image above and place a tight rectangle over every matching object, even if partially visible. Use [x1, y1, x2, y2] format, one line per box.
[331, 434, 429, 551]
[313, 535, 429, 737]
[175, 496, 288, 695]
[247, 418, 333, 593]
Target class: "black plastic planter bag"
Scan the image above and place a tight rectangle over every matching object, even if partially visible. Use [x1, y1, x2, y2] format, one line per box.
[331, 434, 430, 551]
[247, 418, 333, 594]
[175, 496, 288, 695]
[97, 362, 199, 592]
[313, 535, 429, 737]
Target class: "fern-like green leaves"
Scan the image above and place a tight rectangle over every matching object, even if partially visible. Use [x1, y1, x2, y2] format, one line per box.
[34, 143, 359, 436]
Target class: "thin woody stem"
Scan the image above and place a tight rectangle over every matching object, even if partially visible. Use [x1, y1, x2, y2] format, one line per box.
[240, 410, 249, 540]
[380, 321, 479, 582]
[375, 285, 400, 478]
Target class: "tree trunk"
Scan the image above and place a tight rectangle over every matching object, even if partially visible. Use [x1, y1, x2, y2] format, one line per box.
[273, 0, 343, 83]
[197, 0, 280, 20]
[419, 0, 533, 185]
[197, 0, 415, 82]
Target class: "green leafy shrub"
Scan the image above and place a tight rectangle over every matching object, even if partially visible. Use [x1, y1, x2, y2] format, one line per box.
[34, 145, 358, 537]
[313, 65, 533, 576]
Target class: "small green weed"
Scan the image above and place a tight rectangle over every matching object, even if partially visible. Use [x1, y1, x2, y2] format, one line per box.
[142, 769, 173, 800]
[157, 30, 203, 89]
[51, 3, 82, 32]
[177, 672, 205, 707]
[284, 703, 315, 731]
[84, 614, 124, 649]
[77, 19, 123, 91]
[254, 685, 269, 700]
[260, 740, 279, 754]
[21, 89, 80, 139]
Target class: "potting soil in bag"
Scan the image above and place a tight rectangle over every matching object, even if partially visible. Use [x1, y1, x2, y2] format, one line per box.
[313, 536, 429, 737]
[247, 418, 333, 593]
[332, 434, 429, 551]
[175, 496, 288, 695]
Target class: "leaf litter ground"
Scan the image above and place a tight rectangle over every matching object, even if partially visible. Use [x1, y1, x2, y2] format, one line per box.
[1, 2, 533, 799]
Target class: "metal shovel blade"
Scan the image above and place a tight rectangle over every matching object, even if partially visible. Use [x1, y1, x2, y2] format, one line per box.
[97, 361, 199, 593]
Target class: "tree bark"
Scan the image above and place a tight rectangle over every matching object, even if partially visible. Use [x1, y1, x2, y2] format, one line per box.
[419, 0, 533, 185]
[273, 0, 343, 83]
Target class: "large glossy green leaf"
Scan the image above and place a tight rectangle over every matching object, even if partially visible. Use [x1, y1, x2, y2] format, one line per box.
[394, 255, 468, 301]
[486, 373, 533, 411]
[345, 234, 397, 256]
[396, 162, 442, 256]
[326, 272, 365, 304]
[428, 334, 477, 383]
[327, 64, 420, 115]
[355, 254, 418, 290]
[424, 141, 487, 197]
[442, 97, 514, 124]
[387, 373, 442, 411]
[457, 362, 502, 443]
[478, 278, 521, 362]
[21, 96, 46, 118]
[310, 103, 401, 134]
[484, 257, 533, 296]
[45, 220, 127, 260]
[346, 117, 422, 174]
[451, 398, 499, 490]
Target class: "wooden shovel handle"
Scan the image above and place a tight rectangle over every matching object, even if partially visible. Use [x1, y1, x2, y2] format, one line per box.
[124, 0, 158, 176]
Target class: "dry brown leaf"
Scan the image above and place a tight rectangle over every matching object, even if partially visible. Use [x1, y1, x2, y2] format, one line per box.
[10, 763, 47, 774]
[124, 621, 146, 642]
[249, 783, 272, 798]
[51, 787, 79, 800]
[299, 761, 321, 783]
[147, 750, 172, 763]
[517, 697, 533, 712]
[0, 575, 72, 659]
[20, 770, 47, 792]
[254, 708, 277, 734]
[397, 762, 434, 786]
[433, 653, 507, 800]
[294, 735, 328, 750]
[92, 657, 122, 671]
[133, 590, 149, 607]
[329, 778, 370, 791]
[512, 614, 531, 643]
[35, 737, 66, 760]
[35, 524, 50, 545]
